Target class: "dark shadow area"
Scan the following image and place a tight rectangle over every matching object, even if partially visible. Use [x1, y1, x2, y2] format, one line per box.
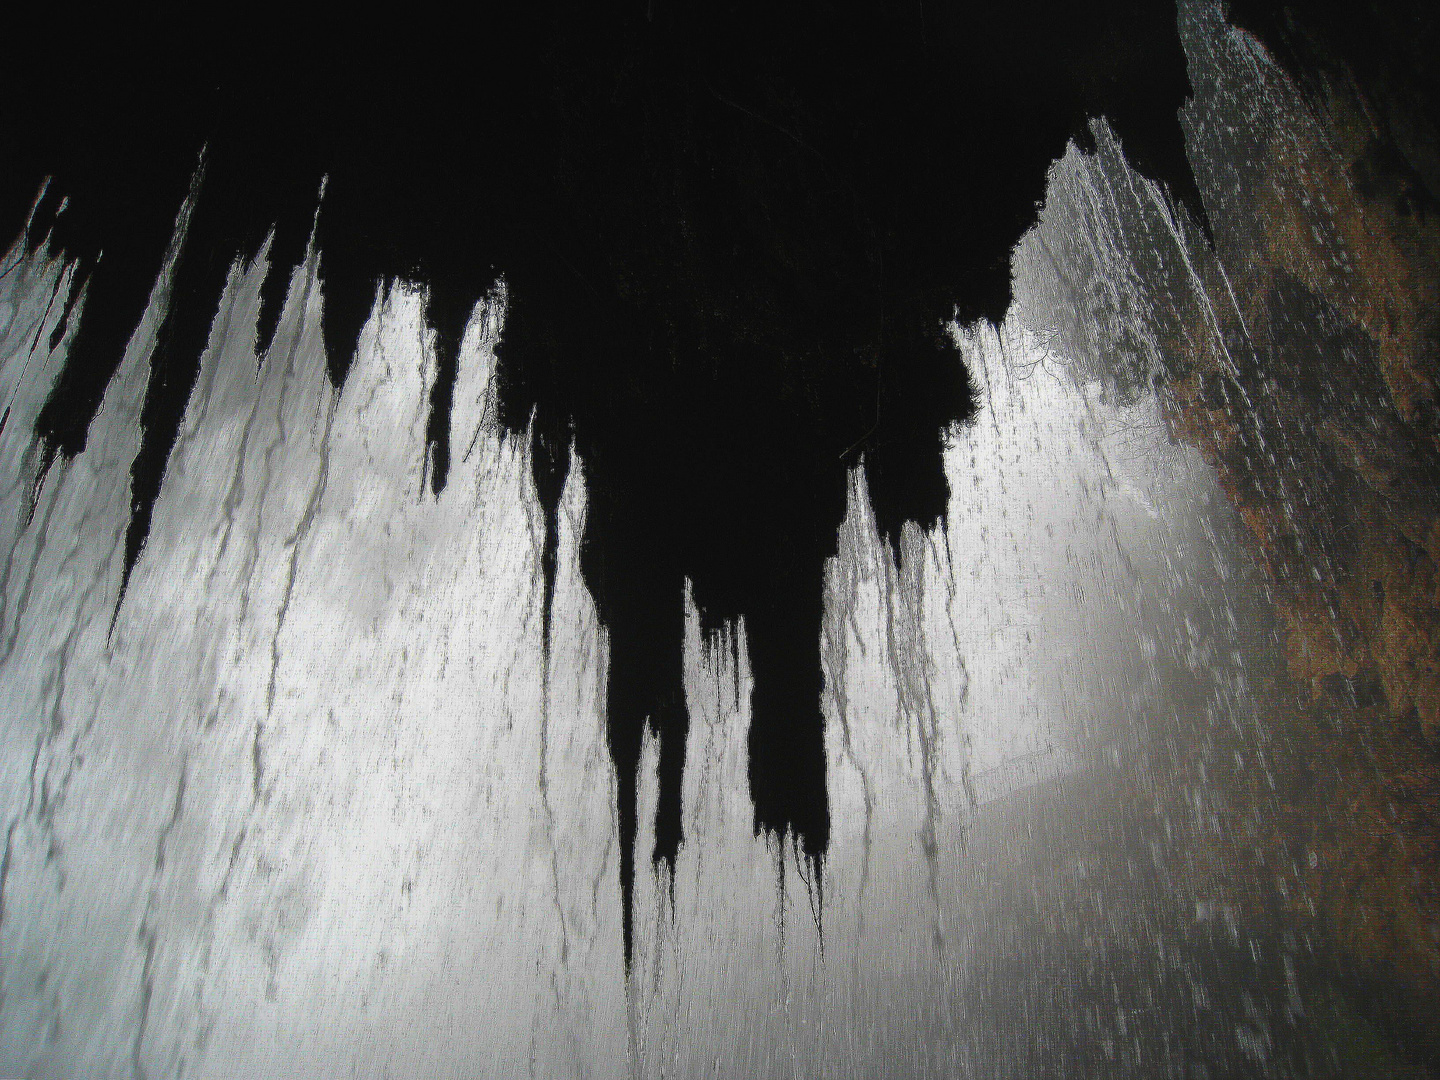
[1226, 0, 1440, 209]
[2, 1, 1207, 967]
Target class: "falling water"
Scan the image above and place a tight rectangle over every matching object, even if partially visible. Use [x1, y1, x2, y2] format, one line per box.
[3, 1, 1439, 1076]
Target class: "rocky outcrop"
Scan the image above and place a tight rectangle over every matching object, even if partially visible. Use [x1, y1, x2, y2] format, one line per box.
[1012, 0, 1440, 1011]
[1166, 6, 1440, 744]
[1165, 4, 1440, 1007]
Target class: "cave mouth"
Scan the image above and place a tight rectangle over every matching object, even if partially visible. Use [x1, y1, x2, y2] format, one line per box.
[3, 0, 1207, 967]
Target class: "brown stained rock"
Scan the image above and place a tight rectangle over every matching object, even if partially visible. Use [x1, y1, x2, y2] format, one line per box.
[1255, 125, 1440, 425]
[1130, 11, 1440, 1007]
[1160, 55, 1440, 748]
[1176, 669, 1440, 990]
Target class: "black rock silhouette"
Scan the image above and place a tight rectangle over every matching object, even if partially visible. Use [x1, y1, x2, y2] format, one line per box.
[2, 1, 1207, 966]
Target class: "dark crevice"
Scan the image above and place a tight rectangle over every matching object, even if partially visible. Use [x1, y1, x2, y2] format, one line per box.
[119, 193, 235, 619]
[425, 284, 484, 496]
[254, 207, 312, 360]
[531, 418, 573, 666]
